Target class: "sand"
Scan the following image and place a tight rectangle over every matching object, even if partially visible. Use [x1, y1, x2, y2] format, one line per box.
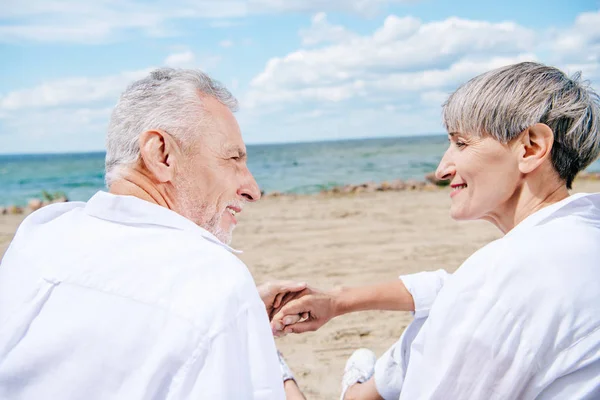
[1, 179, 599, 399]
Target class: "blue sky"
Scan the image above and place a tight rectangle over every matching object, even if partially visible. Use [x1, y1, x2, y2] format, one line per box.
[1, 0, 599, 154]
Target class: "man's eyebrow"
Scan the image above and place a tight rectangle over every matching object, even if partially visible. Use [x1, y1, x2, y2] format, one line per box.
[226, 145, 247, 158]
[448, 132, 458, 137]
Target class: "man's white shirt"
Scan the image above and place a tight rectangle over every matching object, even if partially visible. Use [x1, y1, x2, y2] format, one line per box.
[0, 192, 285, 399]
[379, 193, 600, 399]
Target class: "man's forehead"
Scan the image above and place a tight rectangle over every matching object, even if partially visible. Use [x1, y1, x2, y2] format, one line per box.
[198, 95, 244, 147]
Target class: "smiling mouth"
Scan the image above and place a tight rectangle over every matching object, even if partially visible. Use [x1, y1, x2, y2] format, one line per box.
[226, 205, 242, 219]
[450, 183, 467, 196]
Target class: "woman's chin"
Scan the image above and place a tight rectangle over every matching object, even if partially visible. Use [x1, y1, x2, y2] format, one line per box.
[449, 206, 472, 221]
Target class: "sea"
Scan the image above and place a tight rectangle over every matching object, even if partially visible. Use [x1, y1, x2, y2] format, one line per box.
[1, 135, 599, 206]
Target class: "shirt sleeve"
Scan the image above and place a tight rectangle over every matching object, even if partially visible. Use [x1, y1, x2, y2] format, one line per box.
[177, 302, 285, 400]
[398, 287, 537, 400]
[400, 269, 450, 319]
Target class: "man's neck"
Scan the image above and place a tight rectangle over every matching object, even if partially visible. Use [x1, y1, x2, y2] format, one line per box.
[109, 168, 174, 210]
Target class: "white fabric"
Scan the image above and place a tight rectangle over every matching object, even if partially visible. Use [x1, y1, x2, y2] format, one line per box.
[374, 319, 426, 400]
[379, 193, 600, 399]
[0, 191, 285, 400]
[399, 269, 450, 319]
[370, 269, 450, 399]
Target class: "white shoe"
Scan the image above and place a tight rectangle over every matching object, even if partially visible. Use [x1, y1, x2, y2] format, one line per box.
[340, 348, 377, 400]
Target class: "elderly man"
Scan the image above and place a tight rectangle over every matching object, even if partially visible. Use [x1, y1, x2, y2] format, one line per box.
[0, 69, 305, 399]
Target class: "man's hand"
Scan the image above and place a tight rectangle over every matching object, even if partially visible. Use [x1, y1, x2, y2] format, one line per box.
[257, 281, 307, 320]
[271, 287, 340, 335]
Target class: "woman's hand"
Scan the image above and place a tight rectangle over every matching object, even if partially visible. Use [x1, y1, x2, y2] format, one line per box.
[271, 286, 341, 335]
[257, 281, 307, 320]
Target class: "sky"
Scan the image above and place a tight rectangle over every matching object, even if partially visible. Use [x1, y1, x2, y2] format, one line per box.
[1, 0, 599, 154]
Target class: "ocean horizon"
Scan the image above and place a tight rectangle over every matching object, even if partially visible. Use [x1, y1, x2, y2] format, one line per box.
[2, 134, 600, 206]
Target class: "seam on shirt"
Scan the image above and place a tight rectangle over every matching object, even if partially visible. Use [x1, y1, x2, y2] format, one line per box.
[84, 212, 183, 231]
[165, 332, 211, 400]
[50, 279, 201, 330]
[0, 278, 59, 363]
[545, 323, 600, 375]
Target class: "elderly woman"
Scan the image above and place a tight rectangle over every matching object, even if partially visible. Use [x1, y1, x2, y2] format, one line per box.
[272, 62, 600, 399]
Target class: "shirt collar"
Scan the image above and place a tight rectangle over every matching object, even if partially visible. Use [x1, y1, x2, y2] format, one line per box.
[84, 191, 241, 254]
[506, 192, 600, 237]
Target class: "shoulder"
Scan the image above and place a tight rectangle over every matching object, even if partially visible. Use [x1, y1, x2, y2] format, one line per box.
[433, 217, 600, 351]
[145, 233, 262, 326]
[10, 201, 85, 240]
[452, 216, 600, 301]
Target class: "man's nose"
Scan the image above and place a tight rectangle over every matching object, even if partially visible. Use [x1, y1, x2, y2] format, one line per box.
[238, 168, 262, 202]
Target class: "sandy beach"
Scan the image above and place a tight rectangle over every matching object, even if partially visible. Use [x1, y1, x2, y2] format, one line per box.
[2, 179, 599, 399]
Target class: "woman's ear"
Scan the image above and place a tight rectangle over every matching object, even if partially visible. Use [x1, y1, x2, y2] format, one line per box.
[517, 123, 554, 175]
[139, 130, 180, 183]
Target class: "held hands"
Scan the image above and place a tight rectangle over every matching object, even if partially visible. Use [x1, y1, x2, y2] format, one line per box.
[270, 286, 341, 336]
[258, 280, 308, 320]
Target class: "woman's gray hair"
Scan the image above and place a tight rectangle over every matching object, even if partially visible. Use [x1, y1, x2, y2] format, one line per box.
[443, 62, 600, 188]
[105, 68, 238, 186]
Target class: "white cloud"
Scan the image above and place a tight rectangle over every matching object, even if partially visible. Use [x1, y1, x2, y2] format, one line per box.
[249, 0, 407, 15]
[0, 49, 227, 114]
[0, 0, 411, 44]
[0, 69, 152, 111]
[548, 10, 600, 83]
[553, 10, 600, 56]
[219, 39, 234, 48]
[299, 12, 358, 46]
[164, 51, 196, 68]
[198, 55, 223, 71]
[0, 0, 185, 43]
[245, 15, 538, 110]
[0, 106, 112, 153]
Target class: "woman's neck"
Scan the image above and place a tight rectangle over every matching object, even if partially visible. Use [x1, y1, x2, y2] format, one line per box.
[485, 181, 570, 234]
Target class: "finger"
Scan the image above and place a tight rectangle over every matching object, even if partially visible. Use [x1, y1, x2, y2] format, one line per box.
[273, 292, 285, 310]
[274, 281, 307, 294]
[281, 314, 302, 326]
[272, 290, 306, 316]
[272, 298, 311, 322]
[283, 320, 321, 334]
[273, 330, 287, 338]
[271, 319, 285, 334]
[279, 296, 312, 316]
[272, 325, 287, 338]
[257, 281, 274, 296]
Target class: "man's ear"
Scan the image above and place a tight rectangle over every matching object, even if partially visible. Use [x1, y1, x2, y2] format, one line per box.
[516, 123, 554, 175]
[138, 130, 180, 183]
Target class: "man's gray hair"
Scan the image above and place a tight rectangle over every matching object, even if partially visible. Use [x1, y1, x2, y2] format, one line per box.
[105, 68, 238, 186]
[443, 62, 600, 188]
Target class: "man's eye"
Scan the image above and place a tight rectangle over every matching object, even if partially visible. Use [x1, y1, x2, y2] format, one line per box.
[455, 141, 466, 148]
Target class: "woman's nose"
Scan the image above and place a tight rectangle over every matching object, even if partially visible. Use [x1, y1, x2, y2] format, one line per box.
[435, 150, 456, 181]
